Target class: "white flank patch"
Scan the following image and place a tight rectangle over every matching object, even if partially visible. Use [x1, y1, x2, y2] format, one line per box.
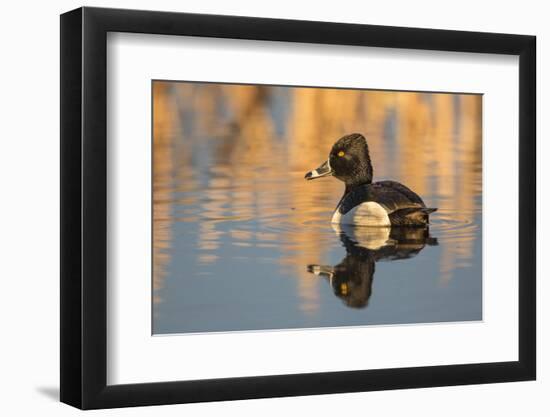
[331, 224, 391, 250]
[332, 202, 391, 227]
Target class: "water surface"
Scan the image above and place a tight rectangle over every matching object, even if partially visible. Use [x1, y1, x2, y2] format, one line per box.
[152, 82, 482, 334]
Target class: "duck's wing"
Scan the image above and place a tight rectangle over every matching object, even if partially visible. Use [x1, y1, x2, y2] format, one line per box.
[373, 180, 426, 208]
[339, 181, 425, 215]
[374, 181, 439, 225]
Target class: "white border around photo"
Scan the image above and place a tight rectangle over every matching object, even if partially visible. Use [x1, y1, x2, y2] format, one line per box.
[106, 32, 518, 385]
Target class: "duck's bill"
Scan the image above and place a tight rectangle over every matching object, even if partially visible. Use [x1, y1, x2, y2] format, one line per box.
[304, 160, 333, 180]
[307, 264, 334, 278]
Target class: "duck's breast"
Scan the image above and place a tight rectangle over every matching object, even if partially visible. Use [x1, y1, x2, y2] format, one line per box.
[332, 201, 391, 227]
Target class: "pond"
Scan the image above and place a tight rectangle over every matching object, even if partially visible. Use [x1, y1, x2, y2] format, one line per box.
[152, 81, 482, 334]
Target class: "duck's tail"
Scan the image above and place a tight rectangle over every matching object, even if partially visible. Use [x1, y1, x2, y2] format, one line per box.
[389, 207, 437, 226]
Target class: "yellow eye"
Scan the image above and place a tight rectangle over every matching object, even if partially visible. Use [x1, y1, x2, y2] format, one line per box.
[337, 150, 345, 157]
[340, 283, 348, 295]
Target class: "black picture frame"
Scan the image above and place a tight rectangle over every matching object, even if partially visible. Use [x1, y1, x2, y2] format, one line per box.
[60, 6, 536, 410]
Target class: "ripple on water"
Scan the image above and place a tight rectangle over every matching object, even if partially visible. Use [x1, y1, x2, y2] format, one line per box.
[174, 189, 481, 262]
[429, 209, 480, 248]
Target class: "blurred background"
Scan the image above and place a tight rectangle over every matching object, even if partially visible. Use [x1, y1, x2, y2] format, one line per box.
[152, 81, 482, 334]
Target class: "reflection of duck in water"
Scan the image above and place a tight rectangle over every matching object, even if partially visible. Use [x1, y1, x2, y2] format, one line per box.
[307, 225, 437, 308]
[305, 133, 437, 227]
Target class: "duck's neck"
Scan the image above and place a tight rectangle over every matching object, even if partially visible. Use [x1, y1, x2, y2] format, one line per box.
[343, 161, 373, 196]
[344, 179, 372, 196]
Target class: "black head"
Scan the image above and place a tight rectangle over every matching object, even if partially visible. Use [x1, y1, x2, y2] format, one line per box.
[329, 253, 375, 308]
[305, 133, 373, 189]
[306, 241, 375, 309]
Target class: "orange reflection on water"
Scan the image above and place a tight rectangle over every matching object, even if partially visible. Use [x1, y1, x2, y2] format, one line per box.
[152, 82, 176, 305]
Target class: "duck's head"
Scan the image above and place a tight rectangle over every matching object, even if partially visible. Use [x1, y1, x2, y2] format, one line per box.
[305, 133, 373, 188]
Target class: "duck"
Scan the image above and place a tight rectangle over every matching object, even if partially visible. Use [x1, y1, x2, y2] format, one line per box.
[305, 133, 437, 227]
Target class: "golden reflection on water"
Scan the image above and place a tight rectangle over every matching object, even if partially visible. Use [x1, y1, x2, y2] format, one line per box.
[152, 82, 176, 305]
[152, 81, 482, 316]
